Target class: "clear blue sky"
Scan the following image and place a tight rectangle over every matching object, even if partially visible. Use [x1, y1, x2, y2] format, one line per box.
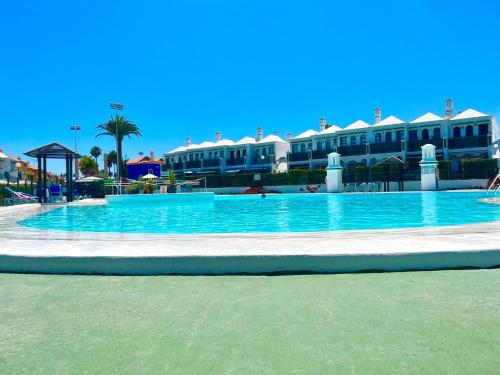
[1, 0, 499, 173]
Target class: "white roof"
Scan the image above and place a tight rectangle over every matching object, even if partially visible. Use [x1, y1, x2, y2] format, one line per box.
[167, 145, 186, 154]
[451, 108, 488, 120]
[184, 143, 199, 150]
[234, 136, 256, 145]
[410, 112, 443, 123]
[258, 135, 286, 143]
[318, 125, 341, 134]
[214, 139, 234, 146]
[375, 116, 405, 126]
[292, 129, 317, 140]
[196, 141, 216, 148]
[0, 152, 8, 159]
[344, 120, 370, 130]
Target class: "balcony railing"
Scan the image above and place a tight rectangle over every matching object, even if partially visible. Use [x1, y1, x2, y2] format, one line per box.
[252, 155, 274, 164]
[311, 149, 335, 159]
[185, 160, 201, 169]
[288, 152, 309, 162]
[370, 142, 402, 154]
[203, 159, 220, 167]
[226, 158, 246, 166]
[448, 136, 489, 149]
[407, 138, 443, 152]
[337, 144, 367, 156]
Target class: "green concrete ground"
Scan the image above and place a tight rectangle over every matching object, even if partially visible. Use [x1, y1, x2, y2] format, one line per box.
[0, 270, 499, 374]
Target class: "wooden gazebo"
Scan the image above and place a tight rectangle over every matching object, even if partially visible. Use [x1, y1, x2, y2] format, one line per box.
[24, 142, 81, 203]
[376, 156, 406, 192]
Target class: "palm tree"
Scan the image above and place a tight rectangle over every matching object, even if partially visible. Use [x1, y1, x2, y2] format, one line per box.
[106, 150, 117, 177]
[96, 116, 141, 180]
[90, 146, 102, 168]
[79, 155, 98, 177]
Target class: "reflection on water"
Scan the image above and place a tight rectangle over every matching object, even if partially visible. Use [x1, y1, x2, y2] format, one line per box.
[421, 192, 437, 226]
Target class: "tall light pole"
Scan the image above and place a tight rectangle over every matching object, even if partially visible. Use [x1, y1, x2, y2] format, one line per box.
[70, 125, 81, 180]
[110, 102, 124, 194]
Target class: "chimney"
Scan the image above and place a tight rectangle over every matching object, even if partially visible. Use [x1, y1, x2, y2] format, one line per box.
[150, 151, 154, 161]
[215, 131, 221, 142]
[374, 107, 382, 124]
[186, 136, 191, 146]
[445, 97, 453, 118]
[320, 117, 327, 131]
[287, 133, 292, 141]
[256, 127, 263, 141]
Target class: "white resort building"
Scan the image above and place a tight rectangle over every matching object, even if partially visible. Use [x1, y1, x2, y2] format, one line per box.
[164, 99, 498, 177]
[165, 128, 290, 174]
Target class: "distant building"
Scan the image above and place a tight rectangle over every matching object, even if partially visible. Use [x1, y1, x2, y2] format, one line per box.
[164, 128, 290, 174]
[126, 151, 165, 180]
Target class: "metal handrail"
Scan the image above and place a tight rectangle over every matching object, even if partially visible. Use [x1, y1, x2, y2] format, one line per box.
[484, 173, 500, 198]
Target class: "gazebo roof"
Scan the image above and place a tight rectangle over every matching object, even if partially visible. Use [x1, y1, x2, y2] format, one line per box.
[376, 156, 405, 165]
[24, 142, 81, 159]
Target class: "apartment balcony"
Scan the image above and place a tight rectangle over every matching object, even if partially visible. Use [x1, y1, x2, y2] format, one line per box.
[448, 136, 489, 149]
[337, 144, 367, 156]
[202, 159, 220, 168]
[370, 142, 402, 154]
[172, 162, 184, 170]
[407, 138, 443, 152]
[226, 158, 246, 166]
[288, 152, 309, 162]
[185, 160, 201, 169]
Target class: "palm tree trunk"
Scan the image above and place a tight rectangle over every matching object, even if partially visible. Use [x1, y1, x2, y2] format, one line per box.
[117, 138, 122, 182]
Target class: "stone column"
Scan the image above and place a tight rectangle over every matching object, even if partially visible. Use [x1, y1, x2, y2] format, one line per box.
[419, 144, 437, 191]
[326, 152, 343, 193]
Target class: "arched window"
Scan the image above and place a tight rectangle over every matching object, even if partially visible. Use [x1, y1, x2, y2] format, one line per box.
[422, 129, 429, 140]
[262, 147, 267, 156]
[385, 132, 392, 143]
[242, 149, 247, 157]
[350, 136, 357, 145]
[465, 125, 473, 137]
[433, 128, 441, 139]
[208, 152, 212, 159]
[317, 141, 323, 151]
[375, 133, 382, 143]
[236, 150, 241, 159]
[360, 134, 366, 144]
[300, 144, 306, 153]
[308, 143, 312, 150]
[453, 127, 461, 138]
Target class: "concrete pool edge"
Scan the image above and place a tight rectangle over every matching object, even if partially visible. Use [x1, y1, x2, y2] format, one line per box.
[0, 198, 499, 275]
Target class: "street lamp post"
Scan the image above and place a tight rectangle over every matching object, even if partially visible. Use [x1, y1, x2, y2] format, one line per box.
[110, 102, 124, 194]
[15, 162, 21, 190]
[70, 125, 81, 180]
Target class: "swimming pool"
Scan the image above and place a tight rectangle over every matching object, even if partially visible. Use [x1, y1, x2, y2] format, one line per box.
[17, 192, 500, 234]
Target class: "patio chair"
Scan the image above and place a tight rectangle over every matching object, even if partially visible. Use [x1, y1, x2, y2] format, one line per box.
[3, 187, 38, 205]
[48, 185, 65, 203]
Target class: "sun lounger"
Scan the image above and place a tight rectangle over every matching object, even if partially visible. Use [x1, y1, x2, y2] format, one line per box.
[3, 187, 38, 205]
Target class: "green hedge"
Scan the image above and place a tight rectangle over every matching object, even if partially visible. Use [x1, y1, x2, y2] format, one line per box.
[438, 160, 452, 180]
[460, 159, 498, 179]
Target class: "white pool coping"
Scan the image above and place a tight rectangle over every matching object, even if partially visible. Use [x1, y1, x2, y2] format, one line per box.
[0, 195, 499, 275]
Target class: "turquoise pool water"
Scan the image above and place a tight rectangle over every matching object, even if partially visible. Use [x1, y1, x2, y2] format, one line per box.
[18, 192, 500, 234]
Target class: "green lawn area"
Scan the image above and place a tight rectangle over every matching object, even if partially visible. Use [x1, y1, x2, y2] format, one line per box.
[0, 270, 499, 374]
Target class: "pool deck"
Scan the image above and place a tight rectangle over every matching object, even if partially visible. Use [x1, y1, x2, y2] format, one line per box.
[0, 197, 499, 275]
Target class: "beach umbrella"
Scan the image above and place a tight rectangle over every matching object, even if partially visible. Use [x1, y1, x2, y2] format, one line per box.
[142, 173, 158, 179]
[76, 176, 104, 182]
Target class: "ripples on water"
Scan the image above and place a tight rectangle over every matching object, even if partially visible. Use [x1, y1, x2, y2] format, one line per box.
[18, 192, 500, 234]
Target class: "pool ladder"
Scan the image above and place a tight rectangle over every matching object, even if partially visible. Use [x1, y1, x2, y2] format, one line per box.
[484, 173, 500, 198]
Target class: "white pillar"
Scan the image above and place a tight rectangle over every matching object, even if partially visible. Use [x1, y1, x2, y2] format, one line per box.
[419, 144, 437, 191]
[326, 152, 343, 193]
